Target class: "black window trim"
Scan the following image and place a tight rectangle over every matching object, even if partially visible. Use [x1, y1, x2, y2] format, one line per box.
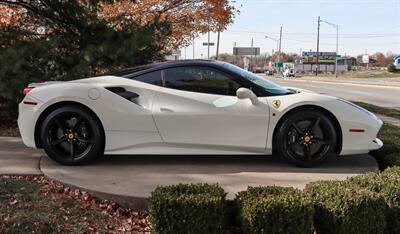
[127, 64, 273, 97]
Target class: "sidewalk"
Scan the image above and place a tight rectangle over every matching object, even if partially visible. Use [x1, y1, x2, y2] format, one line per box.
[0, 137, 43, 175]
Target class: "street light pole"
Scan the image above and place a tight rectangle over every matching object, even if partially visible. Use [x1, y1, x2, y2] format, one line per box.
[216, 31, 220, 60]
[265, 35, 280, 70]
[207, 31, 210, 59]
[192, 38, 195, 59]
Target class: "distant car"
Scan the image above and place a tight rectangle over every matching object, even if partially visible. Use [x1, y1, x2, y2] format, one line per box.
[283, 68, 296, 77]
[18, 60, 383, 167]
[265, 69, 274, 76]
[252, 67, 264, 73]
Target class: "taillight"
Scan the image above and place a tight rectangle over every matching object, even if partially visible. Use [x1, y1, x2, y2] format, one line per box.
[23, 87, 34, 96]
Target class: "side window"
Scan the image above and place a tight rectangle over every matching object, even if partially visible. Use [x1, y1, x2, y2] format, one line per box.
[163, 66, 240, 96]
[132, 71, 162, 86]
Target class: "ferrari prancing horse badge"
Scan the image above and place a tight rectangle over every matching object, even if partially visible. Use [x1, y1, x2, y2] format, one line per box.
[272, 100, 281, 109]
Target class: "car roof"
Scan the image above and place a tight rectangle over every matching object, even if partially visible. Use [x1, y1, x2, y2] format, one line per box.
[110, 60, 223, 77]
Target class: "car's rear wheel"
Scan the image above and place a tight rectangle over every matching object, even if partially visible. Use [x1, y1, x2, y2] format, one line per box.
[40, 106, 104, 165]
[276, 110, 337, 167]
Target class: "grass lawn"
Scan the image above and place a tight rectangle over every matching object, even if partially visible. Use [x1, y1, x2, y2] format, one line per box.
[354, 102, 400, 120]
[339, 70, 400, 78]
[372, 123, 400, 169]
[0, 176, 149, 233]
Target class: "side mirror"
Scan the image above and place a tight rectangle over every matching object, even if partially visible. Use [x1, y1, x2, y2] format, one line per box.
[236, 87, 259, 105]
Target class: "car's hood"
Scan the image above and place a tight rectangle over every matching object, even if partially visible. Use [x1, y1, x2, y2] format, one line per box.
[285, 86, 315, 94]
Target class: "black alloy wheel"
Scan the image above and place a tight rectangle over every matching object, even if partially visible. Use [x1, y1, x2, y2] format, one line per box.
[40, 106, 104, 165]
[276, 110, 337, 167]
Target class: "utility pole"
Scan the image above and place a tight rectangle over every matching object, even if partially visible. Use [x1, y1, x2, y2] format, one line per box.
[216, 31, 220, 60]
[192, 38, 195, 59]
[207, 31, 210, 59]
[233, 42, 238, 65]
[316, 16, 321, 76]
[335, 25, 339, 77]
[250, 37, 254, 70]
[320, 18, 339, 77]
[278, 26, 282, 65]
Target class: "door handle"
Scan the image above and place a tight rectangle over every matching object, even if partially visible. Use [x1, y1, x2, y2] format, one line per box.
[160, 107, 174, 113]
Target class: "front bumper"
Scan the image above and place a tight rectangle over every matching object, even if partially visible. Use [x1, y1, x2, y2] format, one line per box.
[369, 138, 383, 151]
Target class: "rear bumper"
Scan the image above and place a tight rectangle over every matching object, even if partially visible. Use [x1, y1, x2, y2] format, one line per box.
[369, 138, 383, 151]
[17, 96, 42, 149]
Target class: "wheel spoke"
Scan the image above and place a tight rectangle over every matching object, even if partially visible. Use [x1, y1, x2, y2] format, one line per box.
[76, 136, 92, 144]
[311, 118, 321, 131]
[291, 123, 302, 134]
[288, 141, 301, 149]
[313, 137, 330, 145]
[69, 142, 75, 157]
[54, 119, 66, 131]
[49, 136, 67, 146]
[304, 144, 312, 162]
[73, 116, 82, 129]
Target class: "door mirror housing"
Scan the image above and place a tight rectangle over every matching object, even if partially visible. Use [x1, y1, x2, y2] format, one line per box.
[236, 87, 259, 105]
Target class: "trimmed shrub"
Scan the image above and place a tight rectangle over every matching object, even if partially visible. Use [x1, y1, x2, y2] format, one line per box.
[148, 183, 226, 234]
[235, 186, 314, 234]
[388, 64, 397, 73]
[382, 166, 400, 177]
[304, 180, 386, 234]
[348, 170, 400, 234]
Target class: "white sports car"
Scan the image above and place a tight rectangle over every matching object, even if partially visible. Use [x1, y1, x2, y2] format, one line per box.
[18, 60, 383, 167]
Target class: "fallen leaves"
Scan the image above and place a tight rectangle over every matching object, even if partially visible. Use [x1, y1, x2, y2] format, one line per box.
[0, 175, 150, 233]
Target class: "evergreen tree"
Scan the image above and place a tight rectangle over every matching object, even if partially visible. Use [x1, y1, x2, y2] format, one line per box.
[0, 0, 172, 122]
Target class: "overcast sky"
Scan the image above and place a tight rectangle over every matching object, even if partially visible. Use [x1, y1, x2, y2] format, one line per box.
[182, 0, 400, 59]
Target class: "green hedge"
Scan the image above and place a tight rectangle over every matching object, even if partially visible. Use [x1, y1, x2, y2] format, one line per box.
[235, 186, 313, 234]
[148, 183, 227, 234]
[348, 169, 400, 234]
[304, 180, 386, 234]
[148, 168, 400, 233]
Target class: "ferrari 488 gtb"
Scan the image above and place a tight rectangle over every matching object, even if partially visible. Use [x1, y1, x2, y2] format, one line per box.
[18, 60, 383, 167]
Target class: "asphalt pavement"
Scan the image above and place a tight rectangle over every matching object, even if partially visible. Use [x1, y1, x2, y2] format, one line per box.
[263, 75, 400, 109]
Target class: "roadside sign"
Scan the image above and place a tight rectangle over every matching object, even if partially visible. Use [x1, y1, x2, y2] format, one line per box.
[275, 62, 283, 68]
[203, 42, 215, 46]
[362, 54, 369, 64]
[233, 47, 260, 56]
[302, 51, 337, 64]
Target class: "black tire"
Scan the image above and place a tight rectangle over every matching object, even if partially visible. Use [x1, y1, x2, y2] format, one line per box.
[40, 105, 104, 165]
[275, 110, 337, 167]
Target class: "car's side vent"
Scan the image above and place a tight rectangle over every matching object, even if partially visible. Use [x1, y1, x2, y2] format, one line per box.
[106, 87, 126, 94]
[105, 87, 140, 102]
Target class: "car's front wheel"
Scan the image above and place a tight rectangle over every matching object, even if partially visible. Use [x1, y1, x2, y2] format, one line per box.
[40, 105, 104, 165]
[276, 110, 337, 167]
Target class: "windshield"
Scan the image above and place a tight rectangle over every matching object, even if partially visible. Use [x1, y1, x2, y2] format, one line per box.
[221, 62, 289, 95]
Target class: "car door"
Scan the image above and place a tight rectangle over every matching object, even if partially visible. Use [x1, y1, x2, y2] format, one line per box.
[151, 65, 270, 151]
